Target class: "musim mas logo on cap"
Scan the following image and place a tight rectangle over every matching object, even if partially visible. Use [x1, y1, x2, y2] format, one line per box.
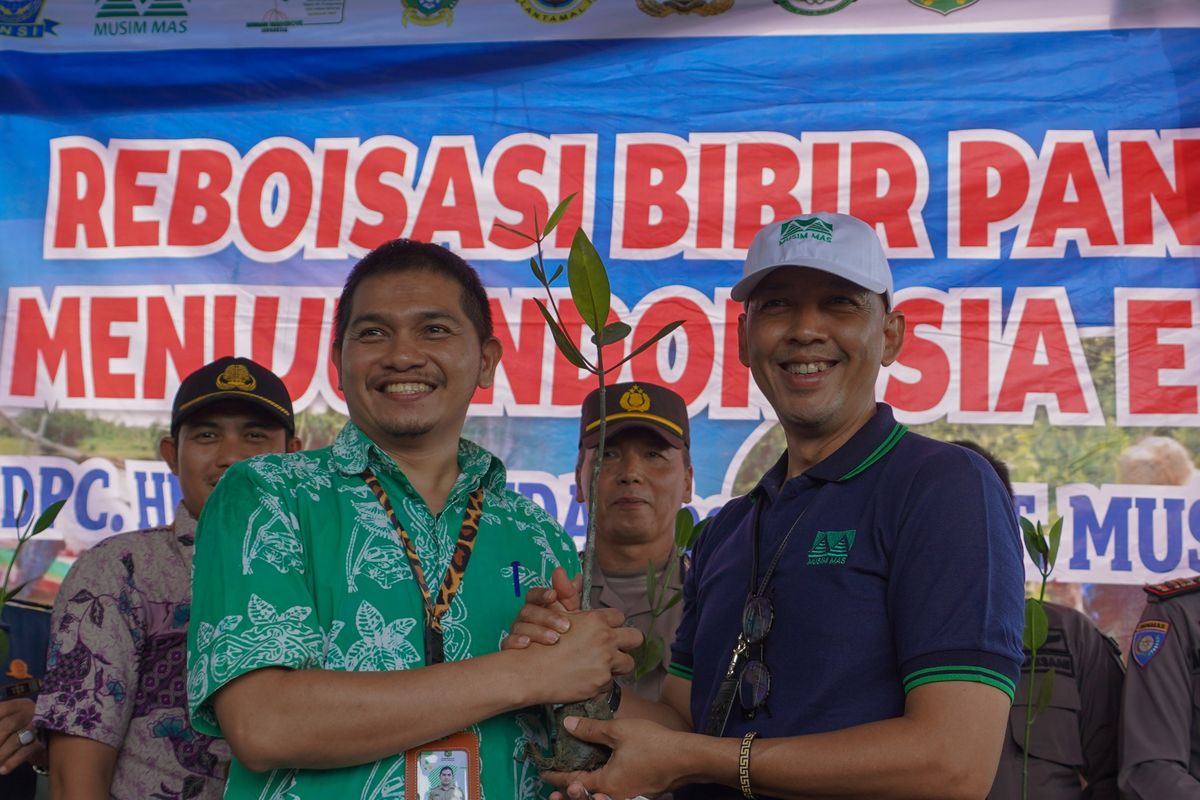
[779, 217, 834, 245]
[619, 385, 652, 413]
[1131, 620, 1169, 667]
[216, 363, 257, 392]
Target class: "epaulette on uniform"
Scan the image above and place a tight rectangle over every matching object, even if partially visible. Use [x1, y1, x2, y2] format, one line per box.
[1144, 575, 1200, 601]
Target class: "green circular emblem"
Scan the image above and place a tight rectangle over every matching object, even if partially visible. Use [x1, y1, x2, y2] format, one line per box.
[773, 0, 856, 15]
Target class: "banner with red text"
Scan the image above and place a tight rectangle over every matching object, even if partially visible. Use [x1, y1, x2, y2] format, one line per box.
[1, 1, 1198, 603]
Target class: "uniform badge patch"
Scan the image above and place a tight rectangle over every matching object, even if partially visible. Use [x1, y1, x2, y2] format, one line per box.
[1131, 620, 1169, 667]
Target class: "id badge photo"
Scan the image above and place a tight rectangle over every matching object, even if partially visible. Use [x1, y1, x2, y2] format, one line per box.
[406, 731, 481, 800]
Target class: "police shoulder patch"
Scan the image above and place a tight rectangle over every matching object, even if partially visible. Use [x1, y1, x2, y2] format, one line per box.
[1131, 620, 1169, 667]
[1144, 575, 1200, 601]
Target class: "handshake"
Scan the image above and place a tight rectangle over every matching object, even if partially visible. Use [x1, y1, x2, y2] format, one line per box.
[502, 567, 643, 708]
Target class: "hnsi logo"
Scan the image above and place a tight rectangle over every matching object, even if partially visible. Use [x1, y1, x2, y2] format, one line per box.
[95, 0, 188, 36]
[0, 0, 59, 38]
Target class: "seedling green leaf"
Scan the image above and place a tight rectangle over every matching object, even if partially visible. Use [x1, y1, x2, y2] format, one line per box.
[3, 580, 33, 605]
[592, 322, 632, 347]
[1033, 667, 1056, 721]
[567, 228, 610, 334]
[1046, 517, 1064, 572]
[1023, 598, 1048, 651]
[496, 223, 536, 243]
[674, 509, 693, 550]
[33, 499, 67, 536]
[543, 193, 576, 238]
[610, 321, 684, 371]
[529, 256, 546, 285]
[14, 491, 28, 530]
[634, 636, 665, 680]
[535, 300, 591, 371]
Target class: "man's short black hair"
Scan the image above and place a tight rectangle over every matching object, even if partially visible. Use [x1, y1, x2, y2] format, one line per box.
[334, 239, 493, 347]
[951, 439, 1013, 499]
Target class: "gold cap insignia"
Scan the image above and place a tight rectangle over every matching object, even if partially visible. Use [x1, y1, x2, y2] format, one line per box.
[216, 363, 257, 392]
[619, 384, 651, 413]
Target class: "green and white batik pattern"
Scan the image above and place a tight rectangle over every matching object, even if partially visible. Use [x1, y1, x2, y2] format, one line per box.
[188, 422, 580, 800]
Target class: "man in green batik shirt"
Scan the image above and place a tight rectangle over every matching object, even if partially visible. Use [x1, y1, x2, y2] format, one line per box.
[187, 239, 642, 800]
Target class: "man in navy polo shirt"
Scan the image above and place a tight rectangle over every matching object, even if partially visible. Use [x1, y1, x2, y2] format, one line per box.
[536, 212, 1025, 800]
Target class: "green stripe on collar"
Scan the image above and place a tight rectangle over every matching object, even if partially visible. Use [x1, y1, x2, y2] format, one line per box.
[837, 423, 908, 481]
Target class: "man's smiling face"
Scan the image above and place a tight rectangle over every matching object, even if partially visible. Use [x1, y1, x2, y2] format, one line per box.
[332, 268, 501, 455]
[160, 400, 295, 518]
[738, 266, 904, 445]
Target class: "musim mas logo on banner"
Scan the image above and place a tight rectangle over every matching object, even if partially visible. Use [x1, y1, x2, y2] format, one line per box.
[93, 0, 188, 36]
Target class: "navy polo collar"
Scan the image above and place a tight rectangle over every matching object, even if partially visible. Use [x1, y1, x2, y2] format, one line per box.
[754, 403, 908, 499]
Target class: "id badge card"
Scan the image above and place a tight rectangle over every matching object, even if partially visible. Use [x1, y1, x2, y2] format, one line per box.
[406, 731, 481, 800]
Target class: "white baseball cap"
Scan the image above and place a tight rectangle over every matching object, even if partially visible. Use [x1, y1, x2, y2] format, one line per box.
[731, 212, 893, 308]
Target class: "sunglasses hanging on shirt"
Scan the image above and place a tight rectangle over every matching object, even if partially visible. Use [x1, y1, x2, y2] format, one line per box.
[702, 484, 828, 737]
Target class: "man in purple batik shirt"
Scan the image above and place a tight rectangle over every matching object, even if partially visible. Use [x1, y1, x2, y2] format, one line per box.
[31, 357, 301, 800]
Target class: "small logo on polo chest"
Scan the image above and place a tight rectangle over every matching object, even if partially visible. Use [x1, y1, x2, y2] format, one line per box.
[807, 529, 855, 565]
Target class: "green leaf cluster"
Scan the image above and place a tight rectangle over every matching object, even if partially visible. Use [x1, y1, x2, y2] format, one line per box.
[511, 195, 686, 614]
[631, 511, 708, 680]
[1019, 515, 1063, 800]
[0, 491, 66, 665]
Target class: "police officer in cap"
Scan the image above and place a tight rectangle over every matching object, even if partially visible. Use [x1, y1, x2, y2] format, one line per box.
[1119, 574, 1200, 798]
[576, 381, 694, 702]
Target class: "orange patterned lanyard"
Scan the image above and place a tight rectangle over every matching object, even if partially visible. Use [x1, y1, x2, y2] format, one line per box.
[361, 469, 485, 665]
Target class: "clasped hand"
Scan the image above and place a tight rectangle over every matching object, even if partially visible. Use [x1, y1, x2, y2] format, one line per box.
[505, 567, 643, 705]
